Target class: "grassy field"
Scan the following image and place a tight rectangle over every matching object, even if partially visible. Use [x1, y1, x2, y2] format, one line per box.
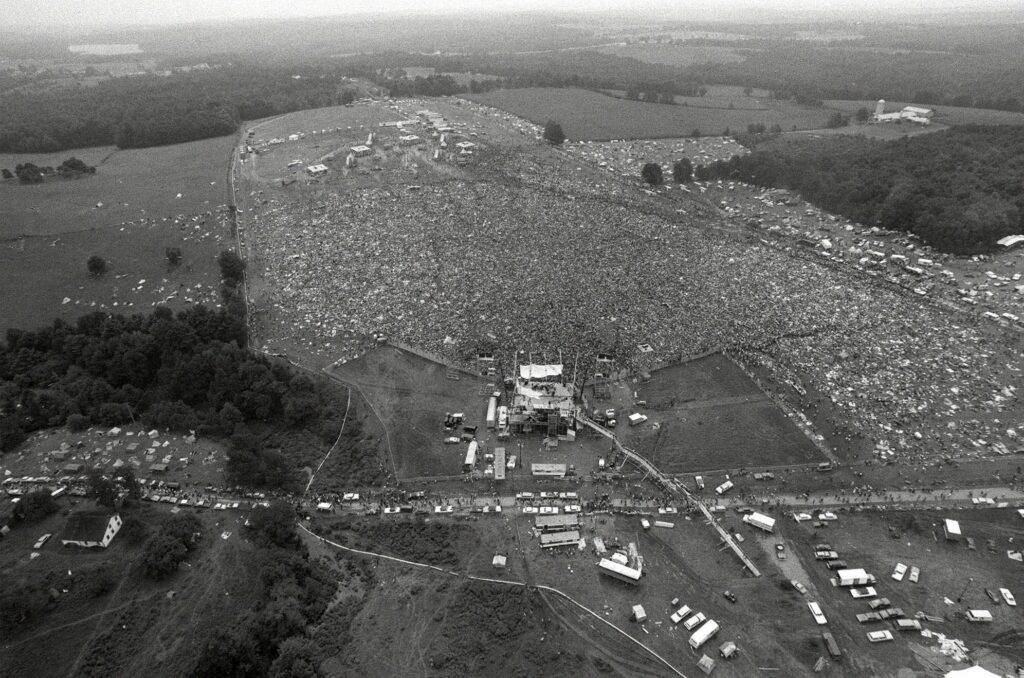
[616, 354, 824, 473]
[0, 135, 235, 333]
[594, 43, 750, 67]
[329, 347, 489, 480]
[466, 87, 836, 140]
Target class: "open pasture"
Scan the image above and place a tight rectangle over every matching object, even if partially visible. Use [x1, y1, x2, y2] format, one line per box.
[0, 135, 235, 333]
[466, 87, 836, 140]
[620, 354, 824, 473]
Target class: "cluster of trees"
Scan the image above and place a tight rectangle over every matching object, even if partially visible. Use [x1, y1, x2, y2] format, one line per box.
[3, 157, 96, 184]
[640, 158, 695, 186]
[0, 65, 347, 152]
[141, 513, 202, 580]
[695, 125, 1024, 254]
[193, 502, 335, 678]
[0, 303, 342, 489]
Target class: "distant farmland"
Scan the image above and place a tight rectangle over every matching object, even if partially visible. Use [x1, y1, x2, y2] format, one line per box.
[593, 43, 750, 67]
[466, 87, 834, 141]
[825, 100, 1024, 126]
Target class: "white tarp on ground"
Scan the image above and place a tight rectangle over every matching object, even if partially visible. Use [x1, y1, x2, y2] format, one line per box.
[945, 666, 1000, 678]
[520, 364, 563, 379]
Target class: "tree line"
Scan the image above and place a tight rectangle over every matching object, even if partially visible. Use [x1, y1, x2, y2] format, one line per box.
[695, 125, 1024, 254]
[0, 64, 348, 153]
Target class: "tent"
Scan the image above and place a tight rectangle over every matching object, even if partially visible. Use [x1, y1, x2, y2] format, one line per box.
[519, 364, 562, 380]
[944, 667, 1000, 678]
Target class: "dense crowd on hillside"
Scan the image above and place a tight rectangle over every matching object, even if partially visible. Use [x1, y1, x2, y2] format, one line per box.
[248, 124, 1022, 463]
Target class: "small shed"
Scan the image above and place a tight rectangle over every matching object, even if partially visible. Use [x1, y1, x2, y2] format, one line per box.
[492, 554, 507, 569]
[632, 604, 647, 623]
[62, 463, 84, 475]
[698, 654, 716, 675]
[305, 164, 328, 176]
[943, 519, 962, 541]
[151, 463, 169, 473]
[719, 641, 737, 659]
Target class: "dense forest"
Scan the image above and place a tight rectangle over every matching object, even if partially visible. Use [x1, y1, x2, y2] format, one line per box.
[696, 125, 1024, 254]
[0, 64, 348, 152]
[0, 301, 385, 489]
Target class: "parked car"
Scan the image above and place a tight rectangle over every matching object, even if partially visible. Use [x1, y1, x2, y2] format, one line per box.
[723, 591, 737, 604]
[891, 563, 907, 581]
[867, 630, 894, 643]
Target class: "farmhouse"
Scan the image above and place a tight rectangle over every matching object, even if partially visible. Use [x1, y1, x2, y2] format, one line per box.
[350, 145, 372, 157]
[305, 164, 328, 176]
[398, 134, 422, 146]
[872, 100, 934, 126]
[61, 513, 122, 548]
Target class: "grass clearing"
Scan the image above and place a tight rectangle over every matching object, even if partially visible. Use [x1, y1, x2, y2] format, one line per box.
[612, 354, 824, 473]
[0, 135, 235, 334]
[466, 87, 836, 140]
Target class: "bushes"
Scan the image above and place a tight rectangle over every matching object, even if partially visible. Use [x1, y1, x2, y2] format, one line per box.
[141, 533, 189, 580]
[12, 490, 58, 523]
[141, 513, 202, 580]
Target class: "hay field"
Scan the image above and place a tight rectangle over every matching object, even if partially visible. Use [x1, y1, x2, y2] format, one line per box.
[466, 87, 835, 140]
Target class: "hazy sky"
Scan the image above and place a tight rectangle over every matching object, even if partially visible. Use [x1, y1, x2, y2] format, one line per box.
[2, 0, 1019, 29]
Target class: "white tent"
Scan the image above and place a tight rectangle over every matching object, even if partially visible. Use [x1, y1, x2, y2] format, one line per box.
[945, 666, 1001, 678]
[520, 364, 562, 380]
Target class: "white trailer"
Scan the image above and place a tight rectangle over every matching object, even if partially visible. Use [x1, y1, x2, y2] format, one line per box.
[463, 441, 478, 472]
[486, 396, 498, 430]
[742, 512, 776, 533]
[715, 480, 734, 496]
[837, 568, 875, 587]
[689, 619, 720, 650]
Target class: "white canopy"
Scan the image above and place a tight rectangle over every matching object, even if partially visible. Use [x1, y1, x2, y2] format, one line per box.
[945, 667, 1000, 678]
[520, 364, 562, 379]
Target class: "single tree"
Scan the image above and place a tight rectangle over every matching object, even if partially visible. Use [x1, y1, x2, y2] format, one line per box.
[542, 120, 566, 146]
[855, 106, 871, 122]
[641, 163, 663, 186]
[743, 86, 753, 96]
[165, 247, 183, 266]
[87, 255, 107, 276]
[142, 533, 188, 580]
[87, 468, 118, 507]
[672, 158, 693, 183]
